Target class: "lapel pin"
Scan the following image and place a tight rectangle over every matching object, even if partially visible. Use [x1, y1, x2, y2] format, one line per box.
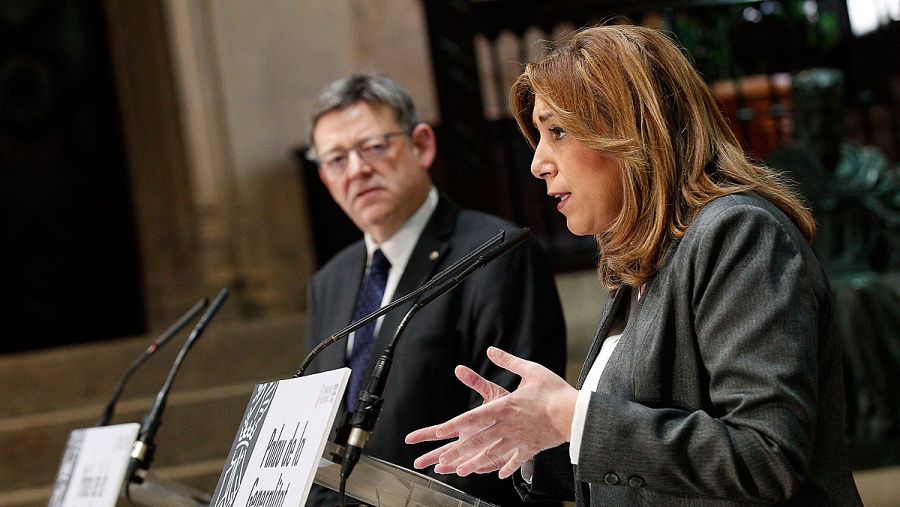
[429, 250, 439, 261]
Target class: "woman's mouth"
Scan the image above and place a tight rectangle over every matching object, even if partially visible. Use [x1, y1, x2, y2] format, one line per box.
[551, 192, 571, 211]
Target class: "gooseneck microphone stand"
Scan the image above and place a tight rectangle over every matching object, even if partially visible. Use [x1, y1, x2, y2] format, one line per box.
[96, 298, 209, 427]
[125, 288, 229, 496]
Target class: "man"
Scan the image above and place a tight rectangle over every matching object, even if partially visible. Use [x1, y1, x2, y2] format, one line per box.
[302, 73, 566, 506]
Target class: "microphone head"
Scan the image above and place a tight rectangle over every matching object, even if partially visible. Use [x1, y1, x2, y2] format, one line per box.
[152, 297, 209, 349]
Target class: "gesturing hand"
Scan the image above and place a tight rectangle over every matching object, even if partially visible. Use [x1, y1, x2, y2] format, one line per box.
[405, 346, 577, 479]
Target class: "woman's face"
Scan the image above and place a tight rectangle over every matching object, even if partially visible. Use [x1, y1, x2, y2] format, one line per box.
[530, 96, 624, 236]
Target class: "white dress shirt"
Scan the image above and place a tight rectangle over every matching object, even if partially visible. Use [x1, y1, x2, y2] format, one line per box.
[346, 187, 439, 358]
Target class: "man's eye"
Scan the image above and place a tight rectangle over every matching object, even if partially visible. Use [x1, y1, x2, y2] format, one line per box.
[324, 154, 347, 168]
[361, 142, 388, 155]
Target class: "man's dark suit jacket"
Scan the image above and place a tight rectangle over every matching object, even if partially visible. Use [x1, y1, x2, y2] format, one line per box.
[517, 193, 862, 506]
[305, 196, 566, 506]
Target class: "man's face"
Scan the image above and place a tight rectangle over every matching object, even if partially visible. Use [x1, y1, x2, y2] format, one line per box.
[312, 102, 433, 243]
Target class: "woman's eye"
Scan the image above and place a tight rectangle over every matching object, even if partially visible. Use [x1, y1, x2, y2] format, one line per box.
[549, 127, 567, 140]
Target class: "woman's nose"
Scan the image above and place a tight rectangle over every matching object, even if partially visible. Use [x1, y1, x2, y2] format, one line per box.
[531, 142, 555, 180]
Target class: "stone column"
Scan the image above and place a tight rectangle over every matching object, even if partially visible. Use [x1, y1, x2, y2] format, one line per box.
[104, 0, 207, 327]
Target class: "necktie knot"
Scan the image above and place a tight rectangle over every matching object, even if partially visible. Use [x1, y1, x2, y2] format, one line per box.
[369, 249, 390, 282]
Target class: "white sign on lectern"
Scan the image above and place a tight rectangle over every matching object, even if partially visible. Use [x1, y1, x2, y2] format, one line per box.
[48, 422, 141, 507]
[209, 368, 350, 507]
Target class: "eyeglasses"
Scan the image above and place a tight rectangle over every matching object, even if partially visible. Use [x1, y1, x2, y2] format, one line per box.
[311, 132, 407, 178]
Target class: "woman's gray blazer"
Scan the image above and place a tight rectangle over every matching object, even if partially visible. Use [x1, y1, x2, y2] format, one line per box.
[518, 193, 862, 506]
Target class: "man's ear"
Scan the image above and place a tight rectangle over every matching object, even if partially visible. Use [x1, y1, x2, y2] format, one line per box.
[410, 123, 437, 170]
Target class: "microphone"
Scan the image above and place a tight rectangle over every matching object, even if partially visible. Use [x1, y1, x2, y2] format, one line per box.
[293, 230, 506, 378]
[340, 228, 530, 482]
[96, 298, 209, 427]
[125, 288, 229, 488]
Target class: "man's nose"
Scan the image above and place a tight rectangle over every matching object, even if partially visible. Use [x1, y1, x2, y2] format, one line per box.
[345, 150, 373, 179]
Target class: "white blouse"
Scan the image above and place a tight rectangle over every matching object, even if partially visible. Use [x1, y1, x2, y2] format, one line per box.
[569, 286, 642, 464]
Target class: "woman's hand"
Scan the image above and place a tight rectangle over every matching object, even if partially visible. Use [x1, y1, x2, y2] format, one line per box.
[405, 346, 577, 479]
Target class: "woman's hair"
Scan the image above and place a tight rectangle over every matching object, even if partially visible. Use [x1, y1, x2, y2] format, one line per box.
[511, 25, 815, 291]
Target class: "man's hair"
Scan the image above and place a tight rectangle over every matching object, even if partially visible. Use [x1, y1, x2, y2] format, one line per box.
[308, 73, 419, 157]
[511, 25, 815, 291]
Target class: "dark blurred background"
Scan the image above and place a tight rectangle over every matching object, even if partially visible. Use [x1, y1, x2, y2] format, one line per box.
[1, 1, 143, 352]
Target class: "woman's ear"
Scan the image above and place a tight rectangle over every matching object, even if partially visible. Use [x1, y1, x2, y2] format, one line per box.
[409, 123, 437, 170]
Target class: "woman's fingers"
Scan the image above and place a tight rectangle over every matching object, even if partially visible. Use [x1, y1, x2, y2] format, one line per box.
[406, 403, 497, 445]
[455, 435, 529, 477]
[411, 440, 456, 469]
[459, 441, 532, 479]
[435, 404, 498, 440]
[407, 349, 573, 480]
[486, 346, 536, 377]
[458, 441, 509, 476]
[429, 429, 537, 479]
[454, 365, 508, 401]
[433, 463, 456, 474]
[499, 449, 530, 480]
[405, 423, 457, 445]
[437, 428, 502, 468]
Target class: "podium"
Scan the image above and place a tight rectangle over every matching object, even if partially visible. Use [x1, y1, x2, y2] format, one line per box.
[313, 442, 499, 507]
[123, 469, 211, 507]
[121, 442, 497, 507]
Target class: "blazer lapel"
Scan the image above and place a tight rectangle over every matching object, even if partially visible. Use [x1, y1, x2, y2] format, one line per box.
[574, 285, 625, 507]
[575, 285, 629, 389]
[319, 243, 367, 370]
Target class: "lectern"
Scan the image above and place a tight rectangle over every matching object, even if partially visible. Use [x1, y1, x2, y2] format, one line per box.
[122, 442, 497, 507]
[313, 442, 499, 507]
[124, 469, 211, 507]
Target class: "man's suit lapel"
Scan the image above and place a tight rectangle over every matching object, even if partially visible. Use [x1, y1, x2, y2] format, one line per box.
[366, 197, 457, 374]
[319, 243, 368, 370]
[575, 285, 629, 389]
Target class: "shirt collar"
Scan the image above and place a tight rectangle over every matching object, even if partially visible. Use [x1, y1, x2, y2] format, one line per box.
[363, 186, 438, 271]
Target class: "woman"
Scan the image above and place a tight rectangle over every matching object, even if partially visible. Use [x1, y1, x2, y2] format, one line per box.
[405, 25, 862, 505]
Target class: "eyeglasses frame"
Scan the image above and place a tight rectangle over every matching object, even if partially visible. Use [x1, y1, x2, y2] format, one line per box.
[309, 131, 409, 179]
